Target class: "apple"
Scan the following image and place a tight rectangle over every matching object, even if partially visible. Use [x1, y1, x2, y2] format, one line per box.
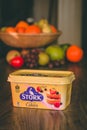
[38, 52, 50, 66]
[6, 50, 21, 63]
[10, 56, 24, 68]
[45, 45, 65, 61]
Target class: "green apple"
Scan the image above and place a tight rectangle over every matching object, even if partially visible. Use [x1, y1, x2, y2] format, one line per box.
[38, 52, 50, 66]
[45, 45, 65, 61]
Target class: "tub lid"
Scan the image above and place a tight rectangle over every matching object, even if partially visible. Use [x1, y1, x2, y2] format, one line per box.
[8, 69, 75, 84]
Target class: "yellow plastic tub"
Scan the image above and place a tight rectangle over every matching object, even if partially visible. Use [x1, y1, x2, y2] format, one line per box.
[8, 69, 75, 110]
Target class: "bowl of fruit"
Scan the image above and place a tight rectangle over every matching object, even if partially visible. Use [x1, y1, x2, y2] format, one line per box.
[0, 19, 62, 48]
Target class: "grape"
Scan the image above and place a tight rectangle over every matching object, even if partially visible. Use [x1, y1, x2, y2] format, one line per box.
[60, 59, 65, 65]
[29, 63, 35, 68]
[48, 62, 54, 69]
[53, 60, 60, 67]
[48, 59, 66, 69]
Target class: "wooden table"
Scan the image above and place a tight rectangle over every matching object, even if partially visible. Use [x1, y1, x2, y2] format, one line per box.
[0, 58, 87, 130]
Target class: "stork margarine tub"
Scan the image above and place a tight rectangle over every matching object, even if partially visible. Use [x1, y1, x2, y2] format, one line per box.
[8, 69, 75, 110]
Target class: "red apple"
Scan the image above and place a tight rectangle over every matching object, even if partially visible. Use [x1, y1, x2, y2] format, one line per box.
[9, 56, 24, 68]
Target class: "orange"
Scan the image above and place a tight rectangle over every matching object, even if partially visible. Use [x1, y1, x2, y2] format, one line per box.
[5, 27, 16, 33]
[50, 25, 57, 33]
[25, 25, 42, 34]
[16, 27, 25, 33]
[15, 21, 29, 29]
[66, 45, 84, 63]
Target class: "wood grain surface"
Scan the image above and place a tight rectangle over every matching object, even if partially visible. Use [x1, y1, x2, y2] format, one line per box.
[0, 58, 87, 130]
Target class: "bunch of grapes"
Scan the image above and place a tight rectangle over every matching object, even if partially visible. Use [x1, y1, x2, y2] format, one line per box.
[21, 48, 42, 68]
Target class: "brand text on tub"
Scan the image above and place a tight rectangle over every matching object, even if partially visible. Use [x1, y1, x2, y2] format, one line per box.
[20, 87, 44, 101]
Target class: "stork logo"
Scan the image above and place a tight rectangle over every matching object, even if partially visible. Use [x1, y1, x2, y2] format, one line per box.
[20, 87, 44, 101]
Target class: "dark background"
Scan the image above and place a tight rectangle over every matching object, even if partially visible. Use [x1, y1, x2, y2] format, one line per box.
[82, 0, 87, 55]
[0, 0, 34, 27]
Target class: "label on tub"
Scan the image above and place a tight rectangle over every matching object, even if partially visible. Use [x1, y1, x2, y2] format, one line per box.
[12, 83, 67, 110]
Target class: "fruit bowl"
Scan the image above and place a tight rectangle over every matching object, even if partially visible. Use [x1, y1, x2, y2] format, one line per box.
[0, 31, 62, 48]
